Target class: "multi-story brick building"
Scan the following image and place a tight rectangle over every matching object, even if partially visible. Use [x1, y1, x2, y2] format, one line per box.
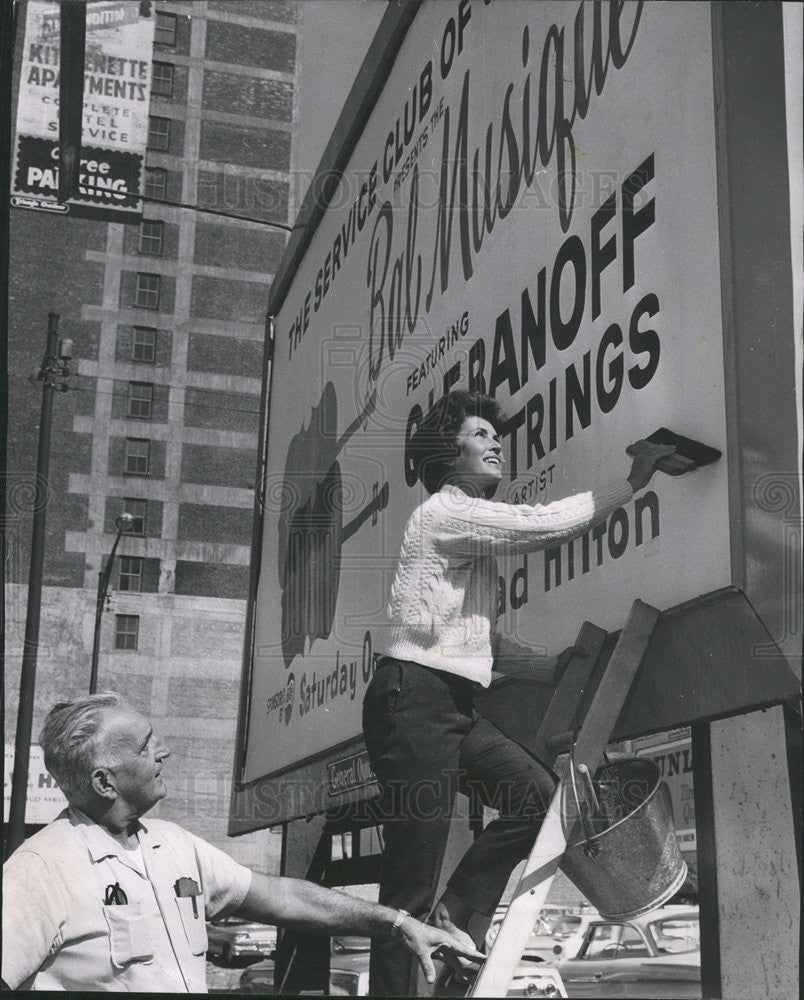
[5, 0, 305, 868]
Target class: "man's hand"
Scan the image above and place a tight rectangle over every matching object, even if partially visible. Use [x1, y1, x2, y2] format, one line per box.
[396, 916, 485, 985]
[626, 441, 676, 492]
[235, 873, 484, 983]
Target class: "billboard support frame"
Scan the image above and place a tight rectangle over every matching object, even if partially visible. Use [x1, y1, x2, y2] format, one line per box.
[228, 585, 798, 836]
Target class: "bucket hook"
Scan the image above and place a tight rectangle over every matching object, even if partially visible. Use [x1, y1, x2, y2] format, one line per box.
[569, 743, 601, 860]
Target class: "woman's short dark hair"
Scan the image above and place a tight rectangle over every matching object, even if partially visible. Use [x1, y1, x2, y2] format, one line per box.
[409, 390, 507, 494]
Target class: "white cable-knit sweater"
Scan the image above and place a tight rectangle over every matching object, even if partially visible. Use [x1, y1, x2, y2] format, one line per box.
[385, 479, 634, 686]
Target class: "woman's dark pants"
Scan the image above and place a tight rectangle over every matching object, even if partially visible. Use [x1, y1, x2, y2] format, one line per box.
[362, 658, 555, 997]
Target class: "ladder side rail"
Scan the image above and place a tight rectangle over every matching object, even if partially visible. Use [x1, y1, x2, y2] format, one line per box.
[570, 601, 661, 770]
[469, 787, 568, 996]
[470, 600, 661, 997]
[529, 621, 608, 768]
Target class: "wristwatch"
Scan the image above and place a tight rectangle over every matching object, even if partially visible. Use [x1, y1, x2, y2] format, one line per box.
[392, 909, 410, 935]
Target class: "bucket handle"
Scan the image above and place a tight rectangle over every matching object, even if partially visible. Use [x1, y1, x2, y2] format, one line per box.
[569, 744, 601, 859]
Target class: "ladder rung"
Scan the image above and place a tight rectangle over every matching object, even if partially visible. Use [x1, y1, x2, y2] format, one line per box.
[546, 729, 575, 753]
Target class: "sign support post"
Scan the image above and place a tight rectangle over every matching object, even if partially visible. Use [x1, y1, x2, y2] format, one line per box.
[7, 314, 69, 854]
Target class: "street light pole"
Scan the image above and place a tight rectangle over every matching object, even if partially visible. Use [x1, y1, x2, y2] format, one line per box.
[8, 314, 72, 855]
[89, 513, 135, 695]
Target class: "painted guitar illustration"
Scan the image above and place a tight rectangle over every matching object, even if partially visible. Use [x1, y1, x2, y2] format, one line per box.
[278, 383, 388, 667]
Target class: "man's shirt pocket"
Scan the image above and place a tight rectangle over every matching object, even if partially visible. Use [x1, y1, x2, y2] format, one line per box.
[103, 903, 154, 967]
[174, 894, 208, 955]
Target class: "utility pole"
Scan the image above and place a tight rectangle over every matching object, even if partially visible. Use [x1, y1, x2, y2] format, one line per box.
[7, 314, 72, 855]
[89, 513, 135, 695]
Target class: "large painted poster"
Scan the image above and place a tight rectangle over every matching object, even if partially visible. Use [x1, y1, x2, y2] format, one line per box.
[244, 1, 731, 787]
[11, 0, 155, 220]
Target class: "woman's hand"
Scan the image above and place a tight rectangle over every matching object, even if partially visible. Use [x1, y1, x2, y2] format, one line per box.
[626, 442, 676, 492]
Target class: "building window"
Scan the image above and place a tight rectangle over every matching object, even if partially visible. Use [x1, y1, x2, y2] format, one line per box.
[135, 273, 160, 309]
[154, 11, 177, 46]
[124, 498, 147, 535]
[147, 116, 171, 151]
[115, 614, 139, 650]
[132, 326, 156, 362]
[139, 220, 163, 255]
[143, 167, 166, 200]
[129, 382, 154, 419]
[125, 438, 150, 476]
[151, 61, 174, 97]
[118, 556, 143, 593]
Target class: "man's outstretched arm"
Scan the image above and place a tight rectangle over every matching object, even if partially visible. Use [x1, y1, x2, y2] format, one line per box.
[235, 873, 483, 984]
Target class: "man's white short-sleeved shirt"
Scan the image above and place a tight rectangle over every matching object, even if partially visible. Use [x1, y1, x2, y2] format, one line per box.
[1, 807, 252, 991]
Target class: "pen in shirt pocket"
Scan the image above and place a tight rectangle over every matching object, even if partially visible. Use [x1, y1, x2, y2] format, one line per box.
[104, 882, 128, 906]
[174, 876, 201, 917]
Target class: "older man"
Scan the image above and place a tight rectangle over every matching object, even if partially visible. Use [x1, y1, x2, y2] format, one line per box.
[2, 694, 480, 992]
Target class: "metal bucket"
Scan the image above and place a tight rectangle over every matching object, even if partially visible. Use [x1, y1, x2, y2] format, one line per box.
[559, 756, 688, 920]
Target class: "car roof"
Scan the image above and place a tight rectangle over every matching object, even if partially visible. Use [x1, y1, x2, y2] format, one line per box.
[589, 909, 699, 929]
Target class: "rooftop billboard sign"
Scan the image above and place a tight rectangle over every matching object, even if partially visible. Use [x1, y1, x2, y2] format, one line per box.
[240, 0, 731, 801]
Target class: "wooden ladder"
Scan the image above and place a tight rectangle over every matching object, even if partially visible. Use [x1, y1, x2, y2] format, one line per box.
[468, 599, 661, 997]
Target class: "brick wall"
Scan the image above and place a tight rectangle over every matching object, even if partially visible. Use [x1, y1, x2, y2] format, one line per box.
[194, 222, 285, 272]
[174, 562, 250, 599]
[190, 274, 269, 323]
[180, 443, 256, 486]
[178, 503, 253, 545]
[209, 0, 298, 22]
[187, 330, 264, 377]
[184, 387, 260, 432]
[199, 120, 291, 171]
[205, 20, 296, 72]
[196, 169, 289, 223]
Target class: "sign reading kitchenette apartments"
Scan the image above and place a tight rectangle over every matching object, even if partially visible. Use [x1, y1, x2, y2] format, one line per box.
[11, 0, 155, 220]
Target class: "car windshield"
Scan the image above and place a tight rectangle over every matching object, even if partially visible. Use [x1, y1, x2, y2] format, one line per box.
[649, 916, 701, 954]
[552, 917, 582, 937]
[581, 923, 651, 959]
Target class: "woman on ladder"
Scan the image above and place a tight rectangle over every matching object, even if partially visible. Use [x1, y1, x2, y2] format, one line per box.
[362, 389, 673, 996]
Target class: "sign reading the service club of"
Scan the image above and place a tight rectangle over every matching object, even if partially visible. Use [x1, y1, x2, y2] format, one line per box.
[244, 1, 731, 788]
[11, 0, 155, 221]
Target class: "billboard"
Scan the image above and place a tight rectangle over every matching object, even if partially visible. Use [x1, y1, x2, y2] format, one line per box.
[11, 0, 155, 221]
[4, 745, 67, 825]
[635, 733, 696, 854]
[243, 1, 731, 790]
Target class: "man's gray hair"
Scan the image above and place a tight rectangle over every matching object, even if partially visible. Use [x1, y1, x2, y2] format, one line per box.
[39, 693, 127, 801]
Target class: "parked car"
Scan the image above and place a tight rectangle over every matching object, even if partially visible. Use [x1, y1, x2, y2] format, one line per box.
[238, 954, 276, 994]
[240, 934, 567, 997]
[548, 913, 603, 961]
[328, 936, 371, 996]
[239, 936, 369, 996]
[206, 915, 276, 965]
[485, 907, 600, 962]
[549, 907, 701, 998]
[447, 955, 567, 998]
